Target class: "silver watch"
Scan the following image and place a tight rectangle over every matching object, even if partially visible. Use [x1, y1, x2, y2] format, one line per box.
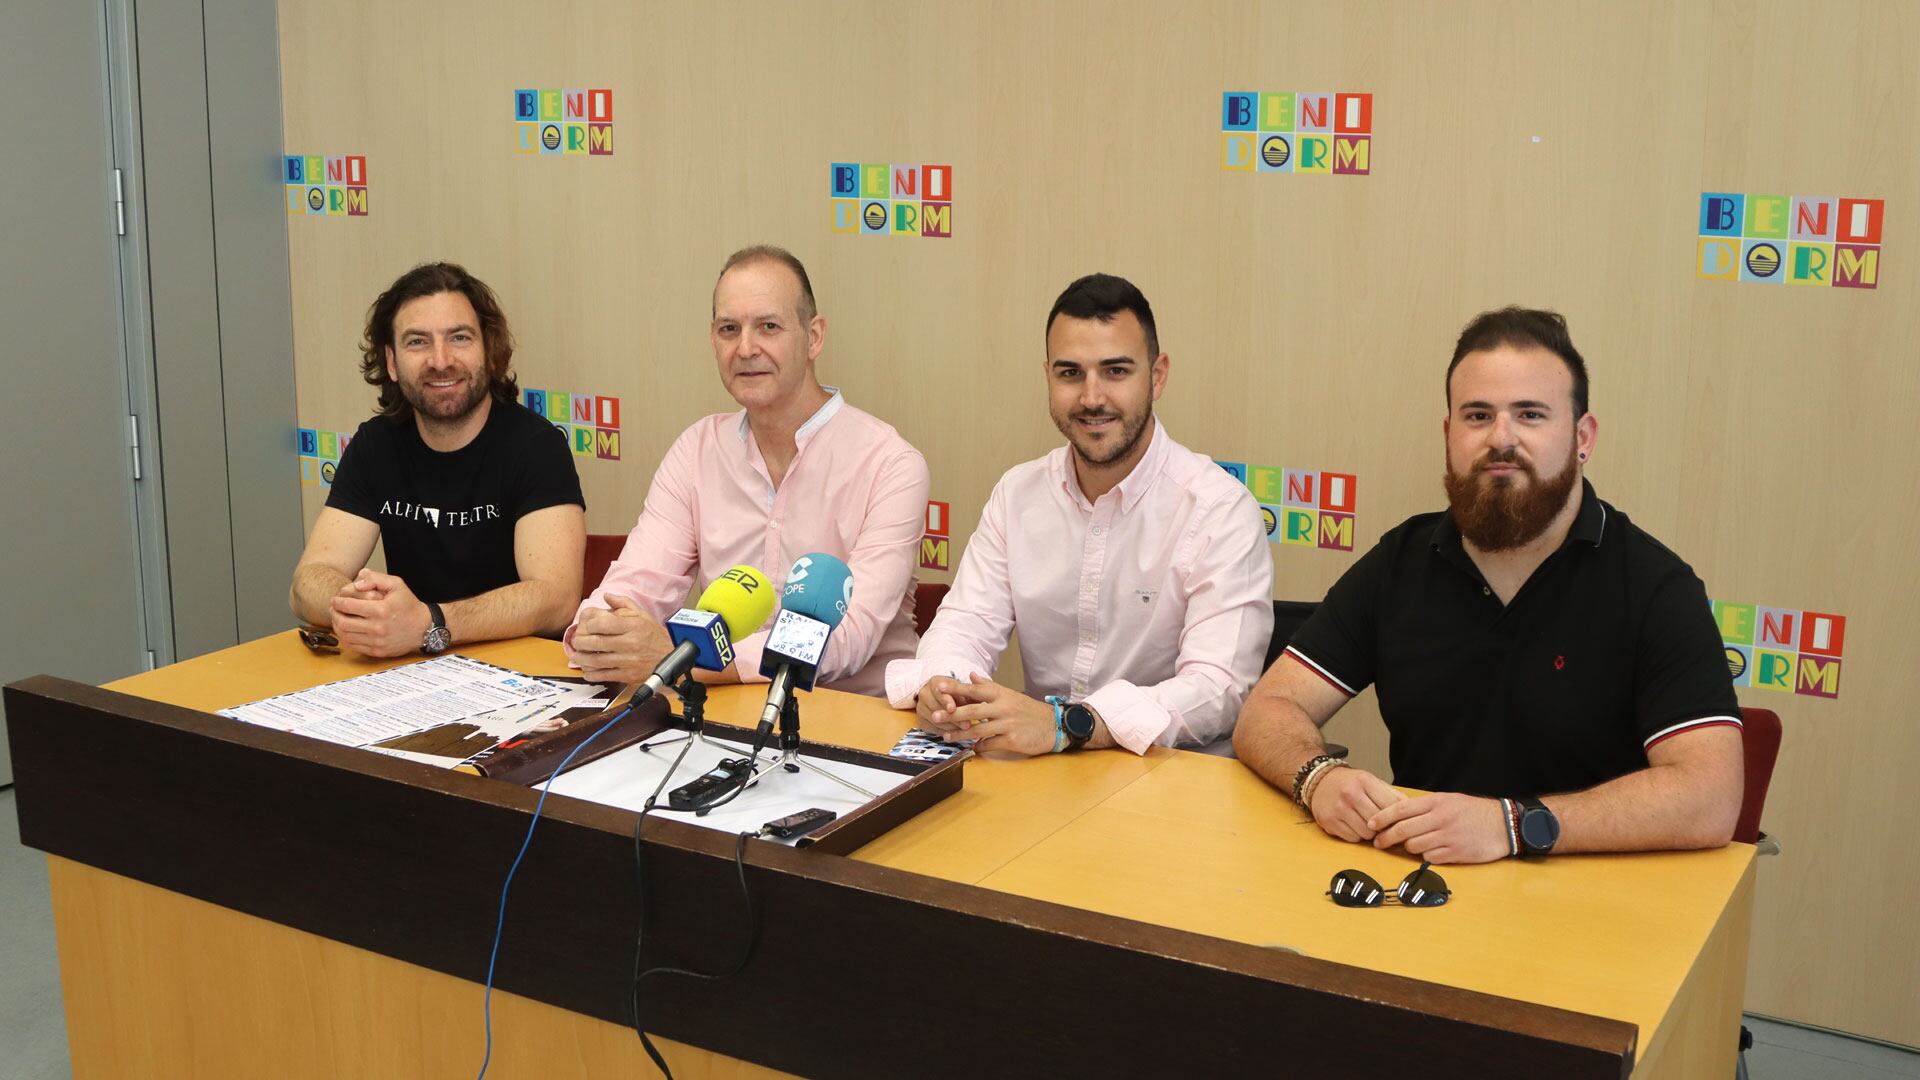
[421, 601, 451, 654]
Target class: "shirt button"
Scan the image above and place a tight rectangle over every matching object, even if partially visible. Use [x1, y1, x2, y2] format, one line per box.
[769, 520, 779, 530]
[1092, 526, 1104, 536]
[1482, 586, 1492, 596]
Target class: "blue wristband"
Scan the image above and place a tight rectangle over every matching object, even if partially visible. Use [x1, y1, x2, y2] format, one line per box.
[1044, 695, 1067, 754]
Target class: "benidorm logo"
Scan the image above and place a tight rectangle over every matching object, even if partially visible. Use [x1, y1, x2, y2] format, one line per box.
[522, 389, 621, 460]
[284, 155, 367, 216]
[1698, 193, 1883, 288]
[830, 163, 953, 237]
[297, 427, 353, 486]
[1221, 93, 1372, 175]
[1713, 600, 1845, 699]
[1215, 461, 1357, 551]
[920, 501, 950, 571]
[514, 89, 614, 156]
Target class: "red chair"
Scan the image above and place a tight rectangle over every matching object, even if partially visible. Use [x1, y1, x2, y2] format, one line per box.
[913, 582, 949, 633]
[1733, 708, 1782, 1080]
[581, 533, 626, 601]
[1734, 706, 1783, 848]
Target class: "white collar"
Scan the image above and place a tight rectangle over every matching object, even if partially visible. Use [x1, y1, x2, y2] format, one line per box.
[735, 385, 845, 443]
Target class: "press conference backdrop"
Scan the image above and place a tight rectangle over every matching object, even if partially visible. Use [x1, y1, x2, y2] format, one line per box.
[278, 0, 1919, 1046]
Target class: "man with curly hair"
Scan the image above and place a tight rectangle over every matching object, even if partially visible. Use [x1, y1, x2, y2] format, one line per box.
[289, 262, 585, 657]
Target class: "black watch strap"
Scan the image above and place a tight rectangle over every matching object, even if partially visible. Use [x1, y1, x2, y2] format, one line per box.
[1517, 796, 1560, 856]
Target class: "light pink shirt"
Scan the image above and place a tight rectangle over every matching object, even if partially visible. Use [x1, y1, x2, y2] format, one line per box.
[569, 389, 928, 697]
[885, 422, 1274, 753]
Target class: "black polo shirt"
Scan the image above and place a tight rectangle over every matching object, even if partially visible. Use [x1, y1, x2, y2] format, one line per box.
[1285, 481, 1740, 798]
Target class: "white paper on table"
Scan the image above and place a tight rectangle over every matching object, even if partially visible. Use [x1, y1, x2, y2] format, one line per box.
[217, 654, 574, 748]
[539, 729, 912, 844]
[358, 680, 620, 769]
[436, 682, 608, 743]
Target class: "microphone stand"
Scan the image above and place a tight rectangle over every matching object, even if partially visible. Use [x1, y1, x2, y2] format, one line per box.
[640, 674, 774, 809]
[774, 693, 878, 800]
[637, 676, 720, 755]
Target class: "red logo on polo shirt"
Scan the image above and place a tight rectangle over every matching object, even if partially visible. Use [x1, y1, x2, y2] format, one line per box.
[1554, 655, 1566, 670]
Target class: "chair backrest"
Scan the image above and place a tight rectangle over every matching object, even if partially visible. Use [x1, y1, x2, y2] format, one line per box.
[1734, 706, 1783, 846]
[1264, 600, 1320, 672]
[581, 533, 626, 601]
[913, 582, 950, 634]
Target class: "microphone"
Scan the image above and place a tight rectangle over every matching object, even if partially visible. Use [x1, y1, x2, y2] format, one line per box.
[632, 565, 773, 706]
[752, 553, 854, 746]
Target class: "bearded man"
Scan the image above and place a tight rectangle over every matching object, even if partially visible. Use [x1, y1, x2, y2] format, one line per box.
[885, 273, 1273, 756]
[289, 262, 585, 657]
[1233, 307, 1743, 862]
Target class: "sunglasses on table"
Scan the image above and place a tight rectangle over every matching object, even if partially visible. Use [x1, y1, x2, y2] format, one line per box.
[1327, 861, 1451, 908]
[297, 626, 339, 653]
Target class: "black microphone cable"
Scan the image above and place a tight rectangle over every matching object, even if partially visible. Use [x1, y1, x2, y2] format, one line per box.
[627, 797, 760, 1080]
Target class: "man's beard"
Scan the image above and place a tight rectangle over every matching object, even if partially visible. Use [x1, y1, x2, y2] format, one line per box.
[1055, 403, 1152, 468]
[402, 370, 489, 423]
[1443, 444, 1579, 551]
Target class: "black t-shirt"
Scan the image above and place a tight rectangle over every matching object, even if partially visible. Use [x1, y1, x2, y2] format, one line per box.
[325, 400, 584, 604]
[1285, 481, 1740, 797]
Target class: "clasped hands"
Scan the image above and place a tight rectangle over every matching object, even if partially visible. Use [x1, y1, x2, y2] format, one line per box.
[568, 595, 678, 684]
[1308, 766, 1512, 864]
[914, 673, 1061, 757]
[328, 569, 431, 658]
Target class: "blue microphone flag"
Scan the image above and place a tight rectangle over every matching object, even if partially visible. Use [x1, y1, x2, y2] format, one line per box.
[666, 609, 734, 671]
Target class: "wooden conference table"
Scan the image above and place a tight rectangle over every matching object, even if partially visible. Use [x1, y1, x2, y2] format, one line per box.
[14, 633, 1753, 1078]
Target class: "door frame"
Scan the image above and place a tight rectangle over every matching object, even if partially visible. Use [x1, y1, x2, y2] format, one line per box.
[103, 0, 173, 667]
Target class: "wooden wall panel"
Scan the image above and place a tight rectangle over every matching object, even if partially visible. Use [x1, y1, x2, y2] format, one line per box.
[279, 0, 1919, 1044]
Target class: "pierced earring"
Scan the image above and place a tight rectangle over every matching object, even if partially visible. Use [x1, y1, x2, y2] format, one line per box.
[1578, 452, 1587, 461]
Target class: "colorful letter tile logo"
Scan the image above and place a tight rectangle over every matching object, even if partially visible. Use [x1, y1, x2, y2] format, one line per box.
[1713, 599, 1846, 699]
[514, 88, 614, 156]
[284, 154, 367, 217]
[521, 389, 622, 459]
[920, 500, 951, 571]
[1214, 460, 1358, 551]
[297, 427, 354, 486]
[1698, 193, 1883, 288]
[1221, 92, 1372, 176]
[830, 163, 953, 238]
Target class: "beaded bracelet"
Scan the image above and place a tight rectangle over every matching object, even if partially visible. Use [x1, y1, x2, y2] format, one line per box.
[1300, 759, 1350, 811]
[1291, 753, 1345, 809]
[1291, 753, 1336, 807]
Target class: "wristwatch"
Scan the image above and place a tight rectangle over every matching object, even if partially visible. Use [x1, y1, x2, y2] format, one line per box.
[1517, 797, 1560, 857]
[1061, 702, 1097, 751]
[421, 601, 451, 655]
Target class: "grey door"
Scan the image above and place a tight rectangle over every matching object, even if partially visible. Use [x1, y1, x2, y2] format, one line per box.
[1, 0, 153, 784]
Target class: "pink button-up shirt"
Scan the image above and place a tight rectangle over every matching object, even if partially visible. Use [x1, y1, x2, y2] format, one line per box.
[570, 389, 928, 697]
[885, 422, 1273, 752]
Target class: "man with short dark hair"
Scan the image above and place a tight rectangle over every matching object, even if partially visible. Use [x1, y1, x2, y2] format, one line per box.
[289, 261, 586, 657]
[566, 245, 928, 696]
[1235, 307, 1743, 862]
[887, 273, 1273, 755]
